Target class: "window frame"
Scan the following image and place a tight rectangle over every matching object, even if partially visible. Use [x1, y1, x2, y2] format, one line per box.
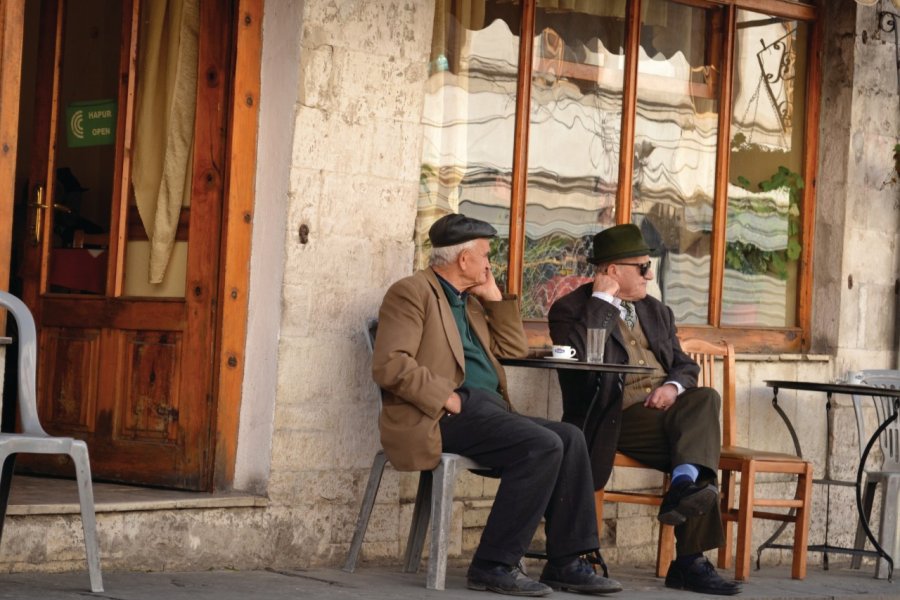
[504, 0, 822, 353]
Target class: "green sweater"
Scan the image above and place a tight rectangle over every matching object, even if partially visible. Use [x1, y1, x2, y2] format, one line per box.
[437, 276, 501, 395]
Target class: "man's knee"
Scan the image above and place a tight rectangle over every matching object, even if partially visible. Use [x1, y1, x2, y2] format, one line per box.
[550, 421, 588, 453]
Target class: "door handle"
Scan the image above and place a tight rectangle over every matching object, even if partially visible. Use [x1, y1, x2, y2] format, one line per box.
[28, 186, 72, 245]
[29, 185, 44, 245]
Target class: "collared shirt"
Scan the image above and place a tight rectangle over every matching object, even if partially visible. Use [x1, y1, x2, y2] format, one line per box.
[436, 275, 501, 395]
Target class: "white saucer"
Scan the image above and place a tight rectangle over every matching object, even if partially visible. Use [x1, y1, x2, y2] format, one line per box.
[546, 356, 577, 361]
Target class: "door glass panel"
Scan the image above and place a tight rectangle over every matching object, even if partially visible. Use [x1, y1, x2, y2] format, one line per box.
[415, 1, 521, 284]
[521, 3, 626, 319]
[723, 11, 808, 327]
[633, 0, 726, 325]
[47, 0, 123, 295]
[122, 0, 199, 298]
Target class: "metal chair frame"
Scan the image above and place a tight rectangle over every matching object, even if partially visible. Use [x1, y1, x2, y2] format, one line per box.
[343, 319, 487, 590]
[847, 369, 900, 579]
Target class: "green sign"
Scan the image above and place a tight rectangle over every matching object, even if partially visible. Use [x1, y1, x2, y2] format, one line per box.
[66, 99, 117, 148]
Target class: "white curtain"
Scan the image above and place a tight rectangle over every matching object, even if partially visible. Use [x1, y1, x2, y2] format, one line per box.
[131, 0, 199, 284]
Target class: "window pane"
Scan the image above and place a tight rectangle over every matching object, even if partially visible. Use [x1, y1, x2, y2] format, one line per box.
[633, 0, 725, 324]
[723, 11, 808, 327]
[415, 2, 521, 281]
[520, 4, 626, 319]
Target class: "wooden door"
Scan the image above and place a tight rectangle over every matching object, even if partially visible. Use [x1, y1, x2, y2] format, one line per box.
[16, 0, 231, 490]
[0, 0, 25, 294]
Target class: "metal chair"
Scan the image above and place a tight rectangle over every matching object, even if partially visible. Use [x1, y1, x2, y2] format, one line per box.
[0, 291, 103, 592]
[847, 369, 900, 579]
[343, 319, 487, 590]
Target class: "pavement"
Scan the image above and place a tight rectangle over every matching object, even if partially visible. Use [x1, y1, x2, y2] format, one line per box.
[0, 562, 898, 600]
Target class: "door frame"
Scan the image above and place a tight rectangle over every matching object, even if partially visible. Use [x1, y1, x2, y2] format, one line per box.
[0, 0, 264, 491]
[210, 0, 262, 490]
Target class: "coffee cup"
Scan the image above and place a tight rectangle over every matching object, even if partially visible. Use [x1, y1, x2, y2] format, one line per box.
[551, 345, 577, 360]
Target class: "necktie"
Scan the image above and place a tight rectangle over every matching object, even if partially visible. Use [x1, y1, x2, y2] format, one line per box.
[621, 301, 636, 329]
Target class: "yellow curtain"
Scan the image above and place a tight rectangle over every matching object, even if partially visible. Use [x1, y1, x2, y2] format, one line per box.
[131, 0, 199, 284]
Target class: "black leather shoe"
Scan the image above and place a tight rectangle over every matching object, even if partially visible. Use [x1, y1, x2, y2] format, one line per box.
[540, 557, 623, 594]
[467, 564, 552, 597]
[665, 557, 741, 596]
[658, 480, 718, 526]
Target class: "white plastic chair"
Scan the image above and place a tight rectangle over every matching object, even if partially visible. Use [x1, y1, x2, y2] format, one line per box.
[343, 319, 487, 590]
[0, 291, 103, 592]
[847, 369, 900, 579]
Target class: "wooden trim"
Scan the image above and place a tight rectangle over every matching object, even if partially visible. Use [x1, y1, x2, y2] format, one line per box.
[615, 0, 641, 224]
[212, 0, 263, 490]
[108, 0, 139, 296]
[797, 10, 822, 352]
[708, 4, 736, 327]
[0, 0, 25, 296]
[733, 0, 816, 21]
[506, 0, 534, 296]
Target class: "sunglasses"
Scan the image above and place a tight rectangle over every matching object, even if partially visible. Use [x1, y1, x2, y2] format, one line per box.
[614, 261, 652, 277]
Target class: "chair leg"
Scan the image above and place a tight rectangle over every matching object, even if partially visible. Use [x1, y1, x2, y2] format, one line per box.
[0, 452, 15, 546]
[656, 525, 674, 577]
[344, 451, 389, 573]
[69, 442, 103, 593]
[734, 462, 756, 582]
[851, 479, 878, 570]
[593, 490, 605, 540]
[404, 470, 432, 573]
[427, 457, 459, 591]
[718, 468, 735, 570]
[876, 475, 900, 580]
[790, 463, 813, 580]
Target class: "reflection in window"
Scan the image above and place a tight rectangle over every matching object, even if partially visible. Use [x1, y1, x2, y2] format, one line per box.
[416, 2, 522, 278]
[632, 0, 725, 324]
[724, 11, 807, 327]
[519, 5, 626, 319]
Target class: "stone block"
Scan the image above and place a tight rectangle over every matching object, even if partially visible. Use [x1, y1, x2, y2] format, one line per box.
[614, 515, 655, 549]
[506, 367, 551, 418]
[299, 42, 335, 111]
[270, 430, 336, 471]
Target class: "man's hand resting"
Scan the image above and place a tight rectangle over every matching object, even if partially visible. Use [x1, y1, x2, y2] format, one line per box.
[644, 383, 678, 411]
[444, 391, 462, 415]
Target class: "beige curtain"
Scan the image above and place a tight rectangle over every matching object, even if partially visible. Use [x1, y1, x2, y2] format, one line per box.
[131, 0, 199, 284]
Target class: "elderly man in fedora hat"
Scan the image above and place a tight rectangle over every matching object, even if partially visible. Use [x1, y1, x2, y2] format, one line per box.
[373, 213, 621, 596]
[548, 224, 740, 596]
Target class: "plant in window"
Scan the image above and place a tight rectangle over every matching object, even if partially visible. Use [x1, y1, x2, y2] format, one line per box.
[727, 166, 802, 280]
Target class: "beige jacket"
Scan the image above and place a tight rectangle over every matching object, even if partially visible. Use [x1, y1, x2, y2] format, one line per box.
[372, 268, 528, 471]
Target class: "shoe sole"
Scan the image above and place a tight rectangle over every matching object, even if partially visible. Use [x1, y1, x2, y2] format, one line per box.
[541, 580, 623, 594]
[467, 581, 552, 597]
[665, 581, 741, 596]
[658, 485, 718, 526]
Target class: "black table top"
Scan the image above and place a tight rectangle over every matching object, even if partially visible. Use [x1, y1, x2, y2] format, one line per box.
[765, 379, 900, 398]
[499, 357, 656, 374]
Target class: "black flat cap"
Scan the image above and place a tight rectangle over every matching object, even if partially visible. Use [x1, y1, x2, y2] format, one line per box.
[588, 224, 654, 265]
[429, 213, 497, 248]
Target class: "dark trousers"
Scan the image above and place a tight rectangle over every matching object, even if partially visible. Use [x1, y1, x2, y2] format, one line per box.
[439, 388, 599, 566]
[617, 386, 725, 556]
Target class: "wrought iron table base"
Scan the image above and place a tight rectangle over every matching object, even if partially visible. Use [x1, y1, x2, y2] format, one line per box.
[758, 382, 898, 581]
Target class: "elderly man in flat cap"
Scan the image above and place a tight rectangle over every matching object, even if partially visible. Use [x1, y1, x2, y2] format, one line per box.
[373, 213, 621, 597]
[548, 224, 740, 596]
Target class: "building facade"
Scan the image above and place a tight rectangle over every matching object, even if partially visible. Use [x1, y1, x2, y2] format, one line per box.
[0, 0, 898, 575]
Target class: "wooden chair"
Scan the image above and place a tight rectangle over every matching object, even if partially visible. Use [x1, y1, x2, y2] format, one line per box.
[594, 455, 675, 577]
[686, 338, 813, 581]
[595, 338, 813, 582]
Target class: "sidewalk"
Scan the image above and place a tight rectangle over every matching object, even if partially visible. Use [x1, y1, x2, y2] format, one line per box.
[0, 563, 897, 600]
